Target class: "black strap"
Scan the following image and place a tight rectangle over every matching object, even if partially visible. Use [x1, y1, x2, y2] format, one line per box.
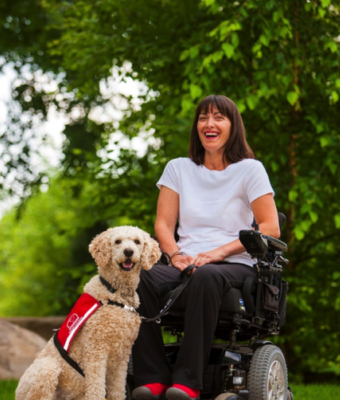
[100, 276, 117, 294]
[242, 275, 257, 314]
[142, 264, 197, 323]
[107, 299, 125, 308]
[53, 332, 85, 377]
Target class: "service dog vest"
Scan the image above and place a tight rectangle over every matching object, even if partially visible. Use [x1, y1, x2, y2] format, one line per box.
[57, 293, 101, 352]
[53, 285, 137, 377]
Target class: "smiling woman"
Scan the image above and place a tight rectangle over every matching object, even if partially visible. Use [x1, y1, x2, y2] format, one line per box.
[189, 95, 254, 169]
[131, 95, 280, 400]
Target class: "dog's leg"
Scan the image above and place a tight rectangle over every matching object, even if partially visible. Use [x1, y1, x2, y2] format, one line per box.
[83, 348, 108, 400]
[16, 356, 61, 400]
[106, 354, 130, 400]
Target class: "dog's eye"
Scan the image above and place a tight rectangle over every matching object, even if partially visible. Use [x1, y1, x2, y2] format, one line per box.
[134, 239, 141, 245]
[115, 240, 121, 245]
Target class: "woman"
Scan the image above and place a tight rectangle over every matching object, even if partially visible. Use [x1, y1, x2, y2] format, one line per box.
[132, 95, 280, 400]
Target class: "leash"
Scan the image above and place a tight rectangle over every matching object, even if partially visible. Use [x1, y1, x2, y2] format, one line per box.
[140, 264, 197, 323]
[99, 267, 197, 324]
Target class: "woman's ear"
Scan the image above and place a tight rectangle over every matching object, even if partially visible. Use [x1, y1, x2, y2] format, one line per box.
[89, 230, 112, 268]
[140, 232, 161, 270]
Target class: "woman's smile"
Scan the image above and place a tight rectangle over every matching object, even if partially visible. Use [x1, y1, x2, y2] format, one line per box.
[204, 130, 220, 139]
[197, 107, 231, 152]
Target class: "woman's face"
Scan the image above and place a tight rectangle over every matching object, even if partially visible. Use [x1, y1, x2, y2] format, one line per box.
[197, 107, 231, 155]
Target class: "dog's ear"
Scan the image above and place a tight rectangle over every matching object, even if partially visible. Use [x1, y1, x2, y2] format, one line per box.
[140, 232, 161, 270]
[89, 230, 112, 268]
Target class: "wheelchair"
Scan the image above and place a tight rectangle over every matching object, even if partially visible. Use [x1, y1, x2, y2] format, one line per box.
[127, 213, 293, 400]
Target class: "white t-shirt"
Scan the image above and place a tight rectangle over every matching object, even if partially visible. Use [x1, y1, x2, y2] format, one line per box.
[156, 157, 274, 267]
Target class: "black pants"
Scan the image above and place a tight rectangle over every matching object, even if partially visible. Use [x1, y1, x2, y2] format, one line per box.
[132, 262, 256, 389]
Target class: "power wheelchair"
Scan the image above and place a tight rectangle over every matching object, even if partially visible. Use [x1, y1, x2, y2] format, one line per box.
[127, 213, 293, 400]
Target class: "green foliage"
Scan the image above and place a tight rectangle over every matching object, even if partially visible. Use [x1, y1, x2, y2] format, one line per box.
[0, 177, 106, 316]
[0, 0, 340, 379]
[0, 380, 17, 400]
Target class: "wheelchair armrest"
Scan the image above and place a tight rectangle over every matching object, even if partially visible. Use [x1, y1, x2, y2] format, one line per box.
[262, 235, 288, 252]
[239, 230, 288, 257]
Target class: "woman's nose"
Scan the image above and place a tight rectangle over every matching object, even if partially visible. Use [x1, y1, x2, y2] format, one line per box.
[205, 117, 215, 128]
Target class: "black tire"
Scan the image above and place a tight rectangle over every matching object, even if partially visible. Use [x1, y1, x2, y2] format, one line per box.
[215, 394, 241, 400]
[248, 345, 288, 400]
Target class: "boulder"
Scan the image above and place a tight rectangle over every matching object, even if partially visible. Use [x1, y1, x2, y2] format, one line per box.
[0, 319, 47, 380]
[4, 316, 65, 340]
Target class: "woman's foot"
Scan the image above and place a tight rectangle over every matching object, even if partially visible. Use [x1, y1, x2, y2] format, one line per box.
[132, 383, 171, 400]
[166, 384, 200, 400]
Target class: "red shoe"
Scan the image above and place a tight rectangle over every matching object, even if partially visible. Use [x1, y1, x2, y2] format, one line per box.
[166, 384, 200, 400]
[132, 383, 171, 400]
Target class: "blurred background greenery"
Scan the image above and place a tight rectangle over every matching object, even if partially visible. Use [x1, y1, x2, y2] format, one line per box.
[0, 0, 339, 384]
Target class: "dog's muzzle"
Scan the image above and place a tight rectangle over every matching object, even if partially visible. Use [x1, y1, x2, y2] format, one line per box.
[119, 258, 136, 271]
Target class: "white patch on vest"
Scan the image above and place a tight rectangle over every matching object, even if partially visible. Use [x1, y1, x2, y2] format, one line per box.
[67, 314, 80, 331]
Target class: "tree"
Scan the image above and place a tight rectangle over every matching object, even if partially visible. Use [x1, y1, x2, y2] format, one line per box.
[0, 0, 340, 378]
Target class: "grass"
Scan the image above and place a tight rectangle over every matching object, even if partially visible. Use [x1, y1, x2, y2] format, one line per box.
[1, 381, 340, 400]
[0, 380, 17, 400]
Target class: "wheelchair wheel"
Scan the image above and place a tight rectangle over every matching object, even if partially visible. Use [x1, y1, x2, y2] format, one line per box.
[215, 393, 241, 400]
[248, 345, 288, 400]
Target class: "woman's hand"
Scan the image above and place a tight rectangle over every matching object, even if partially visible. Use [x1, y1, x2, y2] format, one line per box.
[172, 254, 194, 271]
[191, 247, 228, 267]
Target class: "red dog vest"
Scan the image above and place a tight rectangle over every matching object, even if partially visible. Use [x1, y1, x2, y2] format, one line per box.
[57, 293, 101, 351]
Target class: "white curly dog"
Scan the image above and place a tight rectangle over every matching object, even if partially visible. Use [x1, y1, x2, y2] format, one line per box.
[16, 226, 161, 400]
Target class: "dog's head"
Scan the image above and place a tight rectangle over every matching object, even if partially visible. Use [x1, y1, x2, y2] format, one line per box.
[89, 226, 161, 274]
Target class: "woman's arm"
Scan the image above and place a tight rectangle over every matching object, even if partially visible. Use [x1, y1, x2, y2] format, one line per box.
[191, 193, 280, 267]
[154, 186, 193, 271]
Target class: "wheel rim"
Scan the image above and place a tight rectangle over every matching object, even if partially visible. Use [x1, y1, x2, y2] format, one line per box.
[267, 360, 285, 400]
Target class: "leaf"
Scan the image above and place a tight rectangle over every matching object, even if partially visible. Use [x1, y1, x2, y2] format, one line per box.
[287, 91, 299, 106]
[179, 50, 189, 61]
[260, 34, 270, 47]
[332, 271, 340, 280]
[204, 0, 216, 5]
[289, 190, 298, 202]
[309, 211, 318, 223]
[271, 161, 279, 172]
[328, 163, 337, 175]
[294, 227, 305, 240]
[320, 137, 329, 147]
[335, 214, 340, 229]
[189, 46, 200, 59]
[190, 84, 203, 100]
[246, 94, 259, 110]
[331, 91, 339, 103]
[321, 0, 331, 7]
[318, 8, 326, 18]
[222, 43, 234, 59]
[336, 79, 340, 88]
[231, 33, 239, 48]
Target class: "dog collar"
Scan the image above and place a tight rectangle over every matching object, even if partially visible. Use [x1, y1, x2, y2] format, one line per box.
[99, 276, 117, 294]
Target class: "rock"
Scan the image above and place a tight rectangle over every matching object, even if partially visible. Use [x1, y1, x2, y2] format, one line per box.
[0, 319, 47, 380]
[4, 316, 65, 340]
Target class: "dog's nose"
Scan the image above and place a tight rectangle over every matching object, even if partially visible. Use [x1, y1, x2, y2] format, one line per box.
[124, 248, 134, 257]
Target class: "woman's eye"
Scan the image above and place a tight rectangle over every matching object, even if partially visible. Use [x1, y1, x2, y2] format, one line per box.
[115, 240, 121, 244]
[134, 239, 141, 245]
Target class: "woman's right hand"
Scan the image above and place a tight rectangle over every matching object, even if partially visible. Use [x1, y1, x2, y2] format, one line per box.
[171, 254, 193, 271]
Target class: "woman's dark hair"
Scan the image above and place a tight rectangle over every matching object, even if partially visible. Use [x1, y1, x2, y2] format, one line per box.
[188, 95, 254, 165]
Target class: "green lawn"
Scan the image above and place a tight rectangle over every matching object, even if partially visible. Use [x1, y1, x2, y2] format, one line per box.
[0, 380, 17, 400]
[1, 381, 340, 400]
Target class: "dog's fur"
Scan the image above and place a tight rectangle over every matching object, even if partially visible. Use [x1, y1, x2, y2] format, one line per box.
[16, 226, 161, 400]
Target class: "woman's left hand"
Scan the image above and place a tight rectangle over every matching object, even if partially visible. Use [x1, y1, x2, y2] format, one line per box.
[192, 247, 228, 267]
